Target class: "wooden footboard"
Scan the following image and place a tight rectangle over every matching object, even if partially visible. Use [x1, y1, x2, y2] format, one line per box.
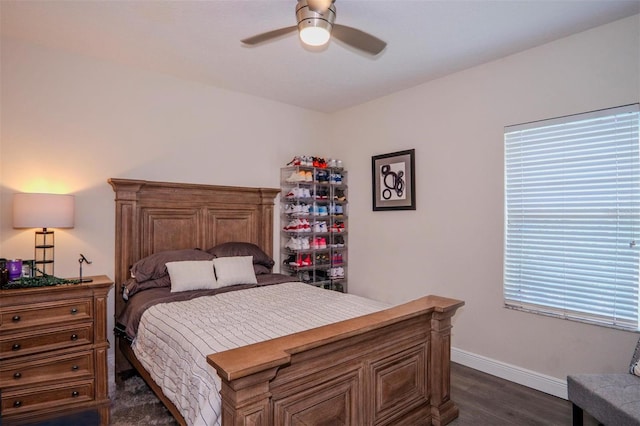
[207, 295, 464, 426]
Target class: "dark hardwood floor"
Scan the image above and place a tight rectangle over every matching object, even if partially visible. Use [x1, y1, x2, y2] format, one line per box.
[112, 362, 600, 425]
[450, 363, 598, 426]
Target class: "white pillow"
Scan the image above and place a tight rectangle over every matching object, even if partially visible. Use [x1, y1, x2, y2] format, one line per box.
[166, 260, 216, 293]
[213, 256, 258, 287]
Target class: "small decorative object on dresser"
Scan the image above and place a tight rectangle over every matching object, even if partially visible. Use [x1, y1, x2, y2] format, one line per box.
[0, 276, 113, 426]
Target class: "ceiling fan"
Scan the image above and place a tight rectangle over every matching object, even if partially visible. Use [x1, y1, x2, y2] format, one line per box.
[241, 0, 386, 56]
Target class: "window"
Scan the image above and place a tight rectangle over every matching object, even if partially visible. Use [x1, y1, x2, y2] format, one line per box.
[504, 104, 640, 330]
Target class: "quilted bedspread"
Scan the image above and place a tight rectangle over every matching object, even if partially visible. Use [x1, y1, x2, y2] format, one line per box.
[133, 282, 390, 426]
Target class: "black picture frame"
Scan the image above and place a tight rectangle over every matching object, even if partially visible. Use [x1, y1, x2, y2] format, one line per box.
[372, 149, 416, 211]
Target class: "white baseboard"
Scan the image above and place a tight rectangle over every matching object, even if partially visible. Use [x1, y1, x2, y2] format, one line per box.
[451, 347, 568, 400]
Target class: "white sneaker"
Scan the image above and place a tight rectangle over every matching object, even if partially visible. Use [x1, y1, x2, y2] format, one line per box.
[285, 172, 299, 182]
[285, 237, 301, 250]
[283, 219, 299, 231]
[300, 237, 310, 250]
[328, 267, 337, 278]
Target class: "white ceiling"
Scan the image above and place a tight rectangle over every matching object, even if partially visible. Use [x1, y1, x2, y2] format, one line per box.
[2, 1, 639, 113]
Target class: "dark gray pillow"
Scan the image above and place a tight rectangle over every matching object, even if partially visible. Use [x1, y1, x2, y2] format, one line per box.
[206, 242, 275, 274]
[130, 249, 214, 283]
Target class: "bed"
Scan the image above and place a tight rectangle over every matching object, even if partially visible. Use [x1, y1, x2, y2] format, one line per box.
[109, 178, 464, 426]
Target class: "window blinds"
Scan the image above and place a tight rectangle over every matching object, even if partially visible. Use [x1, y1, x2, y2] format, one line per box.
[504, 104, 640, 330]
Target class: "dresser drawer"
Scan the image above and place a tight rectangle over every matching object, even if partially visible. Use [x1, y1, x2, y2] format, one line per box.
[0, 298, 92, 332]
[0, 323, 93, 360]
[1, 379, 94, 417]
[0, 349, 93, 389]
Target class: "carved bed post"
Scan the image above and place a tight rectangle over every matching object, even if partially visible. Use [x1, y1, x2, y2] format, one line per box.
[219, 368, 279, 426]
[257, 189, 279, 259]
[108, 178, 144, 382]
[428, 300, 463, 426]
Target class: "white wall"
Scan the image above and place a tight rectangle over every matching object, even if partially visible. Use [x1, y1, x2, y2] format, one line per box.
[0, 38, 326, 385]
[2, 14, 639, 399]
[330, 14, 640, 388]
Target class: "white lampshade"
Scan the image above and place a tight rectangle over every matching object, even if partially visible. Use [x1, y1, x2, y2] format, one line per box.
[13, 193, 75, 229]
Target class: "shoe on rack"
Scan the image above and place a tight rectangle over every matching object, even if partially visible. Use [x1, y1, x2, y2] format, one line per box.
[300, 254, 312, 266]
[282, 219, 299, 232]
[305, 171, 313, 182]
[334, 189, 346, 201]
[286, 156, 301, 166]
[283, 254, 297, 265]
[315, 170, 329, 183]
[300, 237, 310, 250]
[285, 188, 302, 198]
[318, 237, 327, 249]
[285, 237, 301, 250]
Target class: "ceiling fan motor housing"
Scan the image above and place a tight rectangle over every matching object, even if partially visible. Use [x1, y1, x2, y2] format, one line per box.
[296, 0, 336, 45]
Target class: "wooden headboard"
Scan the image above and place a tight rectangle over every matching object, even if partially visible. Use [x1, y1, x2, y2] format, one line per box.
[108, 178, 279, 316]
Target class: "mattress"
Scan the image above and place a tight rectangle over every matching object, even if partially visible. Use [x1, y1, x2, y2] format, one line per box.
[132, 281, 390, 426]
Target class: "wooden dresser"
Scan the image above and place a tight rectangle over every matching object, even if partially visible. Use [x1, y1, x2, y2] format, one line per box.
[0, 276, 113, 425]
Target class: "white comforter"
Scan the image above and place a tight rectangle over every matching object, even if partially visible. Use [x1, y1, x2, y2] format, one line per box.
[133, 282, 390, 426]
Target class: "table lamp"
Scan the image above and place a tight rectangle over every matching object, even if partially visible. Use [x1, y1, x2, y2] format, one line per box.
[13, 193, 75, 276]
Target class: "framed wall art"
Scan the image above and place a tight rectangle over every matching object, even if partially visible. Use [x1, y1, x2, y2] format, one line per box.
[372, 149, 416, 211]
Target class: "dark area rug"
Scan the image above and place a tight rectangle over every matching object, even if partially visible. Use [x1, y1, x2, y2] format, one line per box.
[110, 376, 177, 425]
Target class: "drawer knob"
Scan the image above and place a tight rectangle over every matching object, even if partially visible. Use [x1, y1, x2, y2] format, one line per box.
[12, 343, 21, 351]
[71, 391, 79, 397]
[70, 308, 78, 314]
[70, 334, 78, 341]
[13, 372, 22, 379]
[12, 315, 20, 322]
[13, 400, 22, 408]
[71, 365, 79, 371]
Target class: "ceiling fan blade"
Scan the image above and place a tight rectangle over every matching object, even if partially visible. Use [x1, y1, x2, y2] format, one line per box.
[241, 26, 297, 46]
[331, 24, 386, 56]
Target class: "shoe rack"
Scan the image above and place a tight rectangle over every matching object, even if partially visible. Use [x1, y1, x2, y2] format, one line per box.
[280, 158, 348, 292]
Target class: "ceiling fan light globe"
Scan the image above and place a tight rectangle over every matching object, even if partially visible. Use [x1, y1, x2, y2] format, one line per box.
[299, 26, 331, 46]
